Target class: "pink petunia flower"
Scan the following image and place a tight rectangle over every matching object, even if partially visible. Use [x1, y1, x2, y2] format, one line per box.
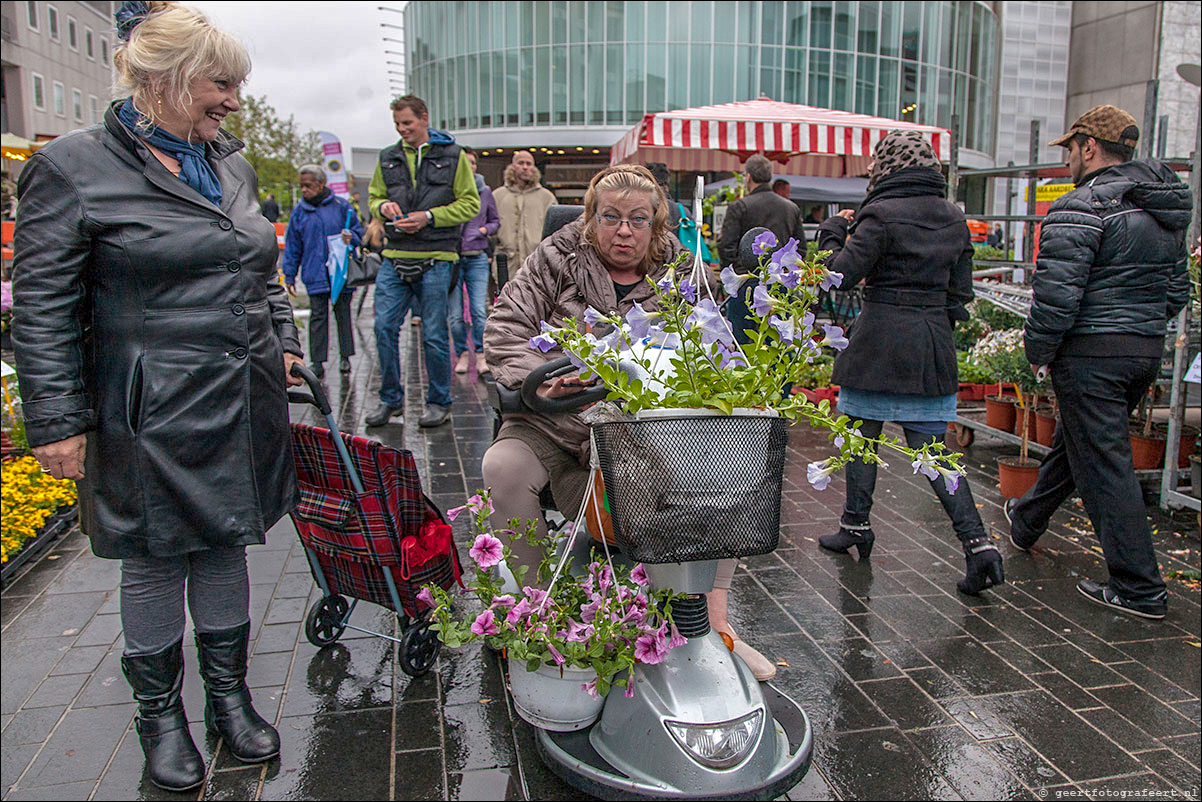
[469, 534, 505, 569]
[465, 493, 495, 516]
[416, 586, 436, 609]
[506, 598, 534, 626]
[490, 594, 516, 609]
[582, 677, 600, 700]
[471, 609, 499, 636]
[634, 632, 668, 665]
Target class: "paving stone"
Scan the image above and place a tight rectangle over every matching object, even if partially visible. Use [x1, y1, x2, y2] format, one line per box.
[983, 736, 1069, 788]
[394, 747, 446, 801]
[819, 637, 903, 681]
[442, 700, 517, 773]
[74, 646, 135, 709]
[907, 665, 969, 700]
[906, 725, 1037, 800]
[2, 706, 65, 748]
[41, 554, 121, 595]
[1, 742, 41, 795]
[1106, 659, 1197, 705]
[977, 690, 1142, 782]
[1086, 684, 1199, 738]
[1135, 747, 1202, 796]
[771, 635, 891, 736]
[261, 709, 393, 800]
[941, 697, 1016, 740]
[439, 646, 507, 708]
[0, 636, 76, 715]
[818, 727, 961, 800]
[20, 702, 135, 788]
[203, 767, 265, 801]
[279, 638, 395, 717]
[0, 592, 108, 643]
[1158, 730, 1200, 768]
[4, 780, 99, 800]
[1077, 706, 1159, 755]
[1076, 771, 1185, 799]
[1029, 643, 1129, 690]
[1030, 672, 1105, 712]
[915, 636, 1035, 696]
[782, 764, 840, 801]
[90, 720, 208, 800]
[859, 676, 953, 731]
[22, 674, 87, 709]
[446, 766, 523, 801]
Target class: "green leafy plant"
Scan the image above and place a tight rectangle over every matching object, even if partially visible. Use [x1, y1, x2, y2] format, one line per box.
[956, 351, 992, 385]
[422, 492, 685, 699]
[971, 329, 1049, 459]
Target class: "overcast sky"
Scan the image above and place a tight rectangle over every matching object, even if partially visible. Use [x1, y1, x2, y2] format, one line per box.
[192, 1, 402, 165]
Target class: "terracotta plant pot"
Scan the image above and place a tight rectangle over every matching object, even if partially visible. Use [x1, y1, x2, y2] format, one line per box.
[1034, 407, 1057, 448]
[1129, 430, 1166, 470]
[972, 384, 987, 401]
[984, 396, 1016, 431]
[1152, 424, 1199, 468]
[997, 456, 1041, 499]
[1011, 405, 1038, 440]
[958, 383, 975, 402]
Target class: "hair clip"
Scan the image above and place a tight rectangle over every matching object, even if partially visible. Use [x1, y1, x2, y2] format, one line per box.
[115, 0, 151, 42]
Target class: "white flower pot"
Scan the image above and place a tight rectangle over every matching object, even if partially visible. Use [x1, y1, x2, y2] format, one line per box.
[507, 657, 603, 732]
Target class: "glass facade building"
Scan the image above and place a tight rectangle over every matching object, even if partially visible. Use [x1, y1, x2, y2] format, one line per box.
[404, 1, 1000, 158]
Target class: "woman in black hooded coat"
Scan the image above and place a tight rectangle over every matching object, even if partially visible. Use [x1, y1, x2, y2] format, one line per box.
[814, 130, 1004, 596]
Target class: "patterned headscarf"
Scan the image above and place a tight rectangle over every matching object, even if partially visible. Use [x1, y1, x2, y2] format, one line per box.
[867, 130, 940, 189]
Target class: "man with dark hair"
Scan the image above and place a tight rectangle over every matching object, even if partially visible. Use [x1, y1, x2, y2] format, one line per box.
[366, 93, 480, 428]
[717, 154, 806, 344]
[772, 178, 790, 199]
[1004, 105, 1192, 620]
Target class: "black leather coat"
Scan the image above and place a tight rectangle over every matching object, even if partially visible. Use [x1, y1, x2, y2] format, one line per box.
[717, 185, 806, 269]
[817, 168, 973, 396]
[12, 102, 302, 559]
[1024, 159, 1192, 366]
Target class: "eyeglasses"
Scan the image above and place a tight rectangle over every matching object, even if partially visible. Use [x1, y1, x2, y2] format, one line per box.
[597, 213, 651, 231]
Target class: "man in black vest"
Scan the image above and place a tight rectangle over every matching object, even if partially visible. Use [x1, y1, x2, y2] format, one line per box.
[366, 94, 480, 428]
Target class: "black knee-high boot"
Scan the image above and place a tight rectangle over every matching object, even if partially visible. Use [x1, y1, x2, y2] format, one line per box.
[195, 622, 280, 763]
[121, 641, 206, 791]
[819, 448, 879, 559]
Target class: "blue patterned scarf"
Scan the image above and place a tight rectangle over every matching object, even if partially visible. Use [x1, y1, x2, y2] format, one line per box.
[118, 100, 223, 207]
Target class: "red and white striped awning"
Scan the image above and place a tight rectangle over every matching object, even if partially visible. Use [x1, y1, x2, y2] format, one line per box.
[610, 98, 950, 177]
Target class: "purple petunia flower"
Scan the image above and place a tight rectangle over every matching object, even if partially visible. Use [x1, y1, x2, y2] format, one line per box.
[937, 465, 963, 494]
[471, 609, 499, 636]
[911, 453, 940, 483]
[469, 534, 505, 569]
[819, 269, 844, 292]
[715, 343, 748, 370]
[445, 505, 466, 522]
[466, 493, 494, 516]
[630, 564, 649, 587]
[720, 266, 752, 296]
[529, 332, 556, 352]
[770, 315, 796, 343]
[565, 618, 595, 642]
[416, 586, 436, 609]
[668, 622, 687, 649]
[679, 278, 698, 303]
[752, 230, 778, 255]
[686, 298, 734, 346]
[506, 598, 534, 626]
[582, 677, 600, 700]
[599, 326, 626, 351]
[490, 594, 516, 609]
[546, 642, 566, 666]
[751, 283, 777, 317]
[807, 459, 837, 491]
[820, 324, 849, 351]
[625, 302, 659, 340]
[583, 306, 607, 327]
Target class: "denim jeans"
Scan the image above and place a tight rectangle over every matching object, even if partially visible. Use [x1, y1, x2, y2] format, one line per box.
[843, 418, 986, 544]
[373, 258, 453, 408]
[1009, 355, 1164, 600]
[448, 252, 490, 355]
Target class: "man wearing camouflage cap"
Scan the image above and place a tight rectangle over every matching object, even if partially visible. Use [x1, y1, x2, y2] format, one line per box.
[1004, 105, 1192, 620]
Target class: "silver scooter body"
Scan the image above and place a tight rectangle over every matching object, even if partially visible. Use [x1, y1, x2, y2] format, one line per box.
[533, 563, 812, 800]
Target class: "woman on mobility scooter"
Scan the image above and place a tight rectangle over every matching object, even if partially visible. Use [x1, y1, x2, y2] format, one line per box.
[481, 164, 778, 681]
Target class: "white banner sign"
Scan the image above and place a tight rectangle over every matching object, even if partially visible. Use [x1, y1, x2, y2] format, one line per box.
[318, 131, 350, 199]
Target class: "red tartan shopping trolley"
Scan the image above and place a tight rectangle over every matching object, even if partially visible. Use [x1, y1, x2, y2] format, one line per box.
[286, 365, 462, 676]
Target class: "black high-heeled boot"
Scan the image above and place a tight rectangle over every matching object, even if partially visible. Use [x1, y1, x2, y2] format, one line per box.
[195, 622, 280, 763]
[121, 641, 206, 791]
[957, 537, 1005, 595]
[819, 523, 875, 558]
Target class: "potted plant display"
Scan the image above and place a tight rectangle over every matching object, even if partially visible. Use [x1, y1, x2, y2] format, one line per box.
[972, 330, 1021, 432]
[973, 329, 1046, 498]
[1129, 387, 1166, 470]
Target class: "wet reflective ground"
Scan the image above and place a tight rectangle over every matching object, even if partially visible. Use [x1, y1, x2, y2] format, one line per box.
[2, 290, 1199, 800]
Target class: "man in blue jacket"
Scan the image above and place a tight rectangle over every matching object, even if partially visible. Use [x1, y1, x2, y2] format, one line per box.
[283, 165, 364, 379]
[1004, 106, 1192, 620]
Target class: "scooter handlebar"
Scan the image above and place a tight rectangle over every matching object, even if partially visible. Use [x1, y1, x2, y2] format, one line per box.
[519, 356, 611, 414]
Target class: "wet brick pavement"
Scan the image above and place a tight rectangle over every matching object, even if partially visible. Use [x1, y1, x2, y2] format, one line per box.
[2, 291, 1199, 800]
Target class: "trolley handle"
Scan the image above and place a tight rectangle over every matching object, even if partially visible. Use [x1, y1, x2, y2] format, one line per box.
[520, 356, 611, 414]
[287, 363, 333, 415]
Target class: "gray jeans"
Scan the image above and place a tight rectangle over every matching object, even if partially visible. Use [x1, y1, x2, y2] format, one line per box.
[120, 547, 250, 656]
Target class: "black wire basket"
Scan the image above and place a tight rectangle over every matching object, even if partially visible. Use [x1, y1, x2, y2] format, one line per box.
[592, 413, 788, 564]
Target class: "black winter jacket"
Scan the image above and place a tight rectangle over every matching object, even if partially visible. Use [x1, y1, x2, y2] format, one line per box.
[1025, 159, 1192, 366]
[12, 102, 302, 558]
[717, 185, 806, 269]
[817, 168, 973, 396]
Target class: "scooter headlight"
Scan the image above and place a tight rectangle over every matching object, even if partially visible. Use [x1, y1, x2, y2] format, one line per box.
[664, 709, 764, 770]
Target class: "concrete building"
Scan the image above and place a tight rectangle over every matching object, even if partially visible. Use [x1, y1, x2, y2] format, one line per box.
[2, 1, 115, 141]
[1066, 1, 1200, 161]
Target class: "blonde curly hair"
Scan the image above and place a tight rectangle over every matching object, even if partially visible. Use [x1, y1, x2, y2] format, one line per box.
[580, 164, 671, 275]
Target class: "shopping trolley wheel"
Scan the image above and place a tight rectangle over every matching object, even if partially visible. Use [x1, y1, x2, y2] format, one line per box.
[949, 423, 975, 448]
[305, 595, 349, 647]
[398, 614, 440, 677]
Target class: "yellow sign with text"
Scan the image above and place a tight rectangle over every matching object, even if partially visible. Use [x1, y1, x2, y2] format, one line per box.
[1024, 184, 1076, 203]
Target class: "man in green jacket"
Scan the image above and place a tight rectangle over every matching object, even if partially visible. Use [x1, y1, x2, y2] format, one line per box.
[367, 94, 479, 428]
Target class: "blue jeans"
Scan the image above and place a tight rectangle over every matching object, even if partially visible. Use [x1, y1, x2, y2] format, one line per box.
[448, 252, 490, 354]
[373, 258, 453, 408]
